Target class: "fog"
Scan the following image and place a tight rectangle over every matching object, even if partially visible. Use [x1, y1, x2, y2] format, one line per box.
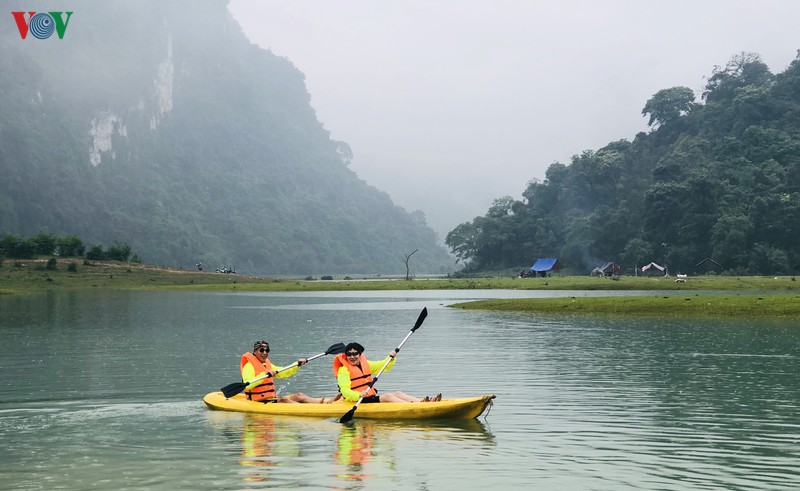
[228, 0, 800, 240]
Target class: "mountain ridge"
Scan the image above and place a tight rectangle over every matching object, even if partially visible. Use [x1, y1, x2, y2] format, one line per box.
[0, 0, 454, 275]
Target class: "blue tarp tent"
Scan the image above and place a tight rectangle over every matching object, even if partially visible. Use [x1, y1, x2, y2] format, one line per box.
[530, 258, 561, 272]
[528, 258, 562, 277]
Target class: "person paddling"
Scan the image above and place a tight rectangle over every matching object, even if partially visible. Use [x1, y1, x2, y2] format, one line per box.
[242, 340, 334, 403]
[333, 342, 441, 403]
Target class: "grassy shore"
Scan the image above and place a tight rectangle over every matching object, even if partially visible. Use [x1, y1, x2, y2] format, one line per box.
[2, 258, 799, 294]
[0, 258, 275, 294]
[1, 258, 798, 317]
[449, 294, 800, 318]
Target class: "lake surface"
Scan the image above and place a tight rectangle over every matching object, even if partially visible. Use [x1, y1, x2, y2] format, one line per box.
[1, 289, 798, 490]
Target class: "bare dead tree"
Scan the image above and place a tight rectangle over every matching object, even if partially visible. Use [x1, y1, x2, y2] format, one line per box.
[403, 249, 418, 281]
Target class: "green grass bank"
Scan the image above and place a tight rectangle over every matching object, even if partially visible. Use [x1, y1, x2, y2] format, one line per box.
[2, 258, 798, 317]
[449, 294, 800, 318]
[2, 258, 798, 294]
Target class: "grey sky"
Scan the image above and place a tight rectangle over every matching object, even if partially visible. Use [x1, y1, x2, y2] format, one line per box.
[228, 0, 800, 240]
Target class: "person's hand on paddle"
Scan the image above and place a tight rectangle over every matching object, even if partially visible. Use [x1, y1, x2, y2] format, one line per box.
[389, 350, 397, 359]
[297, 358, 308, 366]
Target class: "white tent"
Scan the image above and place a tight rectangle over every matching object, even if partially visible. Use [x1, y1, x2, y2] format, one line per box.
[641, 262, 667, 274]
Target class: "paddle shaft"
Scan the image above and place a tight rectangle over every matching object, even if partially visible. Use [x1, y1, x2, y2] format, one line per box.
[363, 307, 428, 394]
[247, 349, 327, 386]
[340, 307, 427, 423]
[367, 329, 414, 390]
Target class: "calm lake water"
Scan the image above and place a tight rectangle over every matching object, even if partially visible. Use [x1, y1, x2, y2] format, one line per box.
[1, 289, 798, 490]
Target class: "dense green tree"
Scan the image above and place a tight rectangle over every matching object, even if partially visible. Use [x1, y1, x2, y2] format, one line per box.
[32, 232, 57, 255]
[447, 50, 800, 275]
[57, 236, 85, 257]
[559, 215, 598, 270]
[85, 245, 105, 261]
[642, 86, 696, 128]
[748, 243, 790, 275]
[487, 196, 516, 218]
[0, 234, 35, 259]
[703, 52, 773, 104]
[0, 234, 19, 257]
[445, 222, 480, 265]
[620, 238, 653, 272]
[106, 241, 133, 262]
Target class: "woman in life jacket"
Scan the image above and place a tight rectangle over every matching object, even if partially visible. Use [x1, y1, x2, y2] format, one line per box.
[332, 342, 441, 403]
[242, 340, 336, 403]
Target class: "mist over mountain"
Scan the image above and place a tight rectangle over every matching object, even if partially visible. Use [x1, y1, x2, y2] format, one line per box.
[0, 0, 454, 274]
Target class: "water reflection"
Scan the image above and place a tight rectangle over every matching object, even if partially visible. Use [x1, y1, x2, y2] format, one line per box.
[207, 413, 312, 485]
[330, 418, 496, 489]
[329, 418, 497, 488]
[204, 410, 496, 489]
[333, 419, 494, 489]
[334, 422, 374, 483]
[238, 416, 277, 483]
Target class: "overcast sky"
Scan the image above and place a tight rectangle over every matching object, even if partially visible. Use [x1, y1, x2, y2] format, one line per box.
[228, 0, 800, 240]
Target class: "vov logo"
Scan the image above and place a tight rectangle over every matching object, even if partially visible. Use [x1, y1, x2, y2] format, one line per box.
[11, 11, 74, 39]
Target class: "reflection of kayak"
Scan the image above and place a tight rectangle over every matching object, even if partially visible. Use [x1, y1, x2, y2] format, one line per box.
[203, 392, 496, 420]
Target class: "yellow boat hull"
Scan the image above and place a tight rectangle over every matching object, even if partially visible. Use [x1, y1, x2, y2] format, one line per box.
[203, 392, 495, 420]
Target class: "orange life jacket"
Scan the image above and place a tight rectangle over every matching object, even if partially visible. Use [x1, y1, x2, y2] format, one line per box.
[333, 353, 377, 397]
[241, 352, 276, 401]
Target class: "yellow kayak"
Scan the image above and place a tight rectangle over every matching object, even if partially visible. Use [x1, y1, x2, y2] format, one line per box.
[203, 392, 496, 420]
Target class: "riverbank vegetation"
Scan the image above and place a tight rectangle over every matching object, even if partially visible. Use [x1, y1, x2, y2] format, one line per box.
[449, 294, 800, 318]
[1, 232, 137, 263]
[2, 258, 798, 294]
[3, 259, 798, 317]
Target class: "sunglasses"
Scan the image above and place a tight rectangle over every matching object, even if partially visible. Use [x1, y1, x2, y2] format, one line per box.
[258, 348, 270, 354]
[345, 351, 360, 357]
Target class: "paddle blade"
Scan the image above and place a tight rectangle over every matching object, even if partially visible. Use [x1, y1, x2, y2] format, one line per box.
[221, 382, 247, 399]
[339, 406, 357, 424]
[410, 307, 428, 332]
[326, 342, 346, 355]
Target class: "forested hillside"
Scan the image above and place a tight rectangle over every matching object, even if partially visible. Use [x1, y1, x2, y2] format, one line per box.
[0, 0, 453, 275]
[446, 52, 800, 275]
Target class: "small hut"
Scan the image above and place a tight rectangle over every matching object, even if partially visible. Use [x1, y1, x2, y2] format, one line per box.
[693, 257, 723, 274]
[592, 262, 620, 277]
